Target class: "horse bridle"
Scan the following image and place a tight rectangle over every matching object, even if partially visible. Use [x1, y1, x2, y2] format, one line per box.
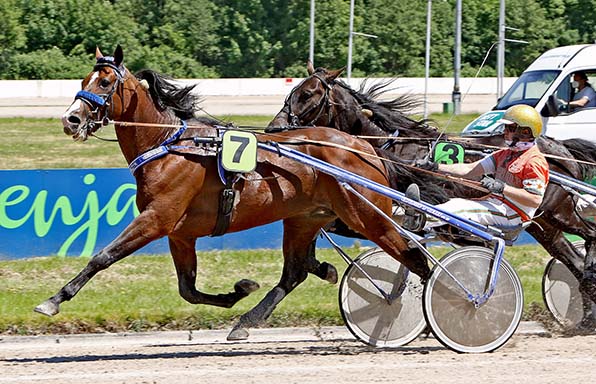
[285, 73, 334, 127]
[74, 56, 126, 130]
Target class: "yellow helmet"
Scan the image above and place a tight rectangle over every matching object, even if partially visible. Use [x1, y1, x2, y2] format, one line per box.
[499, 104, 542, 138]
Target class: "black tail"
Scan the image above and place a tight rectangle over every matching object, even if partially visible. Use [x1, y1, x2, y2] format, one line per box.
[561, 138, 596, 180]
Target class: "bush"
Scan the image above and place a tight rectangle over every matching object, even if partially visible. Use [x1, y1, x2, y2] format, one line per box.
[4, 47, 91, 79]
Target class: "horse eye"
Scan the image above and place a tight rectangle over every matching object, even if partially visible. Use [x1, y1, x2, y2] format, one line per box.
[99, 78, 111, 88]
[300, 91, 312, 101]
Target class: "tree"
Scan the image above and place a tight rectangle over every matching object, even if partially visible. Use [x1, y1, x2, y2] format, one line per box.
[211, 0, 276, 77]
[0, 0, 26, 78]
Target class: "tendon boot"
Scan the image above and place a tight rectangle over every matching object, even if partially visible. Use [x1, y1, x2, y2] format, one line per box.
[402, 183, 426, 232]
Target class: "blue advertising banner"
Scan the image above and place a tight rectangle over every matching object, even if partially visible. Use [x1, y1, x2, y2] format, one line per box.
[0, 169, 367, 259]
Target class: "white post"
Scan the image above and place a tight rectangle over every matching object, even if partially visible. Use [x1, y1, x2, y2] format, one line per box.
[424, 0, 432, 119]
[497, 0, 506, 100]
[309, 0, 315, 66]
[347, 0, 355, 84]
[452, 0, 462, 115]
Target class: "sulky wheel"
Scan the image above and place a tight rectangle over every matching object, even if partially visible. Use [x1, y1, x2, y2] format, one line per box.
[423, 246, 523, 353]
[543, 240, 596, 327]
[338, 247, 426, 347]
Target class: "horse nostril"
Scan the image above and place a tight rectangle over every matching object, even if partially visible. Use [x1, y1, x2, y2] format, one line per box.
[68, 115, 81, 125]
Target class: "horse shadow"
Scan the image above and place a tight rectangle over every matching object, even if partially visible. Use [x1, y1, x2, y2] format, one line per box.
[2, 339, 445, 364]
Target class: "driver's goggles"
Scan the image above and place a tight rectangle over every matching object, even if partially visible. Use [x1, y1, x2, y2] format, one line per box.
[504, 123, 533, 138]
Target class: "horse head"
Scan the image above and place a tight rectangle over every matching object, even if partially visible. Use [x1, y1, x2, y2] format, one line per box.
[62, 45, 135, 141]
[269, 63, 431, 146]
[269, 62, 345, 128]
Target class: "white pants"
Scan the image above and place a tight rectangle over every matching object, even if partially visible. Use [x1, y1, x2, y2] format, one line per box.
[425, 197, 523, 231]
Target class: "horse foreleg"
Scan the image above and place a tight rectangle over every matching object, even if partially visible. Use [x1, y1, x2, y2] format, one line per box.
[227, 217, 322, 340]
[529, 223, 596, 328]
[528, 225, 584, 279]
[169, 237, 259, 308]
[34, 210, 166, 317]
[579, 239, 596, 328]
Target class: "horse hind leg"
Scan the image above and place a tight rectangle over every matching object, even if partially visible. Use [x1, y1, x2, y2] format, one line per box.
[227, 216, 327, 341]
[169, 237, 260, 308]
[304, 235, 338, 284]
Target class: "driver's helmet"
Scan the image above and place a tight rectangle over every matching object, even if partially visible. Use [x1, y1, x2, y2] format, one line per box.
[499, 104, 542, 138]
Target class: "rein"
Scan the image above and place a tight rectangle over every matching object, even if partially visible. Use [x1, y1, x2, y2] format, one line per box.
[353, 134, 596, 167]
[96, 121, 596, 168]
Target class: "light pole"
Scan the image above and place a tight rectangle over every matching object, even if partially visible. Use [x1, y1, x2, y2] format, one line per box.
[452, 0, 462, 115]
[346, 0, 377, 84]
[424, 0, 432, 119]
[309, 0, 315, 65]
[497, 0, 505, 99]
[496, 0, 528, 101]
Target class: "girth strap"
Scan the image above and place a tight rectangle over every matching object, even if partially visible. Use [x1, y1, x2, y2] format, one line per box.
[211, 172, 236, 237]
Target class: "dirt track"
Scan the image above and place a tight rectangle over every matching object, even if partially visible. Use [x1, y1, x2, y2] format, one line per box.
[1, 326, 594, 384]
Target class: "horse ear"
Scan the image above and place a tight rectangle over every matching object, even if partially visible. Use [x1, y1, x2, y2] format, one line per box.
[326, 67, 345, 81]
[307, 60, 315, 75]
[95, 46, 103, 60]
[114, 45, 124, 66]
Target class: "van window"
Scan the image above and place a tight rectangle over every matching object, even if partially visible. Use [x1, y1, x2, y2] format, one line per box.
[495, 70, 559, 110]
[554, 71, 596, 113]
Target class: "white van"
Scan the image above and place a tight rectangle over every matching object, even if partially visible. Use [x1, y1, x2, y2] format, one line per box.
[462, 44, 596, 141]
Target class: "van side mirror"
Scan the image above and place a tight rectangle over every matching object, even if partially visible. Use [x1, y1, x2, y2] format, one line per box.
[544, 95, 559, 117]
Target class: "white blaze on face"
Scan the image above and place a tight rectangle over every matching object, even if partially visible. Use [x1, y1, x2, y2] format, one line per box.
[62, 71, 102, 141]
[64, 71, 101, 118]
[63, 99, 82, 119]
[88, 71, 100, 87]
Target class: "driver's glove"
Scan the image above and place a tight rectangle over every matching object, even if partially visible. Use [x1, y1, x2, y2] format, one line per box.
[480, 175, 505, 194]
[414, 158, 438, 171]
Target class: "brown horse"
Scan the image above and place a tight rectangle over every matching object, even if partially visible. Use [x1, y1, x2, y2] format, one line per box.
[35, 46, 431, 340]
[269, 63, 596, 327]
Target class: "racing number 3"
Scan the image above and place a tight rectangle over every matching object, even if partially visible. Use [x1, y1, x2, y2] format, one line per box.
[433, 142, 465, 164]
[221, 130, 258, 172]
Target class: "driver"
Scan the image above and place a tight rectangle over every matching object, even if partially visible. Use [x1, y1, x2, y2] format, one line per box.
[569, 71, 596, 110]
[407, 104, 549, 232]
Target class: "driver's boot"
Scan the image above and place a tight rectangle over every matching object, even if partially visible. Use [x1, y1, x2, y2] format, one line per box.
[402, 184, 426, 232]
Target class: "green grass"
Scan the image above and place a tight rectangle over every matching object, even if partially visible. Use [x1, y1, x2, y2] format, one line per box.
[0, 114, 478, 169]
[0, 244, 551, 335]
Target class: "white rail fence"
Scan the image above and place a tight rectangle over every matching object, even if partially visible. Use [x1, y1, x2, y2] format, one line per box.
[0, 77, 516, 117]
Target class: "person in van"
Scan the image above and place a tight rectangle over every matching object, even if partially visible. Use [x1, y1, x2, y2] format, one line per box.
[569, 71, 596, 109]
[405, 104, 549, 233]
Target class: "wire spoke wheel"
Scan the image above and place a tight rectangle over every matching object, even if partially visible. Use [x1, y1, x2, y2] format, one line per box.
[339, 248, 426, 347]
[423, 246, 523, 353]
[543, 240, 596, 327]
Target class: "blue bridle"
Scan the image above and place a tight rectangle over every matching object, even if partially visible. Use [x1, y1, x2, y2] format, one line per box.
[75, 56, 126, 112]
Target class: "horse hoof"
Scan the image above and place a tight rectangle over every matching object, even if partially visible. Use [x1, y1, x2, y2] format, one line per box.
[34, 300, 59, 317]
[235, 279, 260, 295]
[227, 327, 250, 341]
[321, 262, 338, 284]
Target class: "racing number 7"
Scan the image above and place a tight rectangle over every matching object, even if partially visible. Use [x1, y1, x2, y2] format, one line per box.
[221, 130, 258, 172]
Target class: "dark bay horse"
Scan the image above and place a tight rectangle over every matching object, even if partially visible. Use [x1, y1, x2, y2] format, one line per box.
[269, 63, 596, 326]
[35, 46, 433, 340]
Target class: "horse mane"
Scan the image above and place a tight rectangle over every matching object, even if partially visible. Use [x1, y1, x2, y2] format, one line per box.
[333, 78, 439, 138]
[135, 69, 201, 120]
